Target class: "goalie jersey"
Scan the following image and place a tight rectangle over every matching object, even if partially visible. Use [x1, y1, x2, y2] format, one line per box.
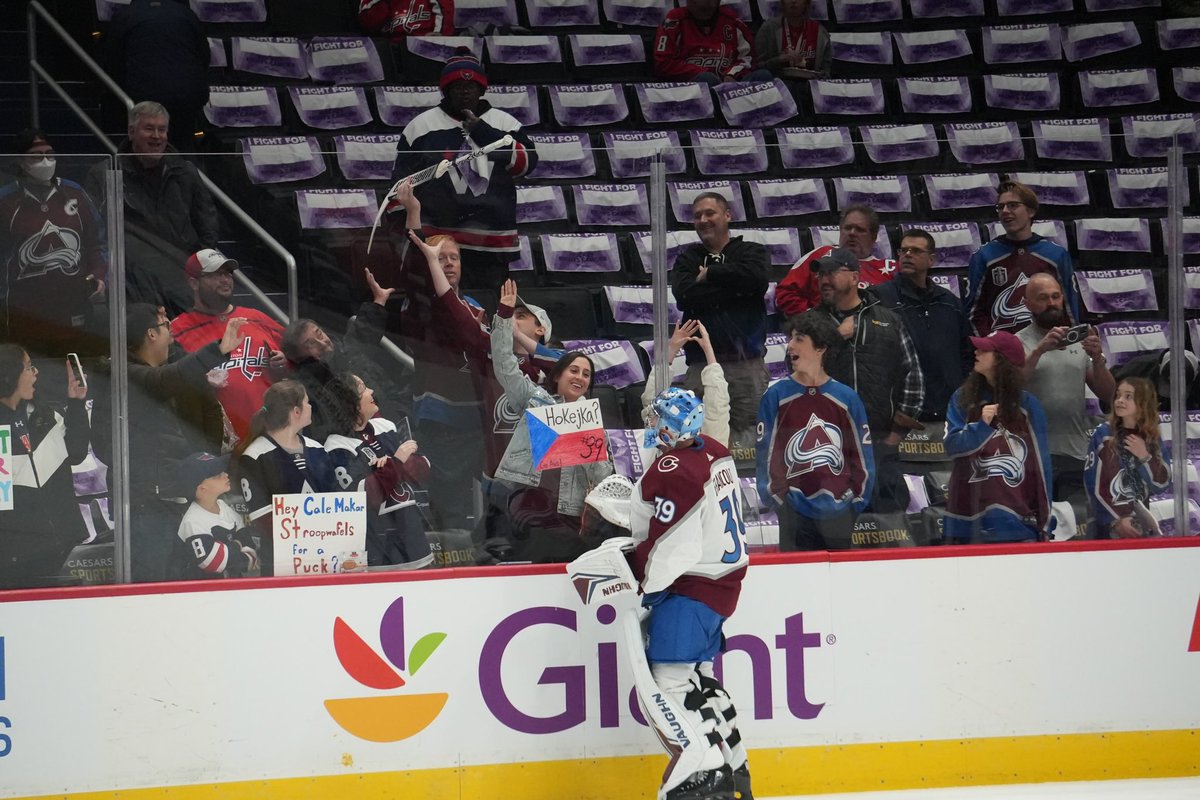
[629, 435, 748, 618]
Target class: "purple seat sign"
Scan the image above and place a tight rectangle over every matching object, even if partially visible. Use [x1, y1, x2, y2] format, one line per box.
[485, 35, 562, 68]
[830, 31, 892, 65]
[1011, 170, 1090, 207]
[631, 231, 701, 272]
[192, 0, 266, 23]
[1182, 223, 1200, 257]
[1187, 267, 1200, 309]
[1032, 118, 1112, 162]
[296, 189, 379, 229]
[750, 178, 831, 219]
[406, 36, 484, 64]
[1074, 217, 1152, 253]
[209, 38, 227, 68]
[573, 184, 651, 227]
[457, 0, 519, 30]
[860, 124, 939, 165]
[982, 25, 1062, 65]
[541, 233, 622, 273]
[232, 37, 307, 79]
[1095, 319, 1169, 369]
[305, 38, 384, 84]
[924, 173, 1000, 211]
[909, 0, 983, 15]
[946, 122, 1025, 165]
[809, 223, 892, 259]
[776, 127, 855, 170]
[1078, 68, 1159, 108]
[1175, 68, 1200, 104]
[604, 131, 686, 179]
[833, 175, 911, 213]
[713, 80, 797, 129]
[898, 76, 973, 115]
[987, 220, 1069, 249]
[602, 0, 672, 28]
[983, 73, 1061, 111]
[831, 0, 901, 23]
[204, 86, 282, 128]
[515, 186, 568, 224]
[1159, 18, 1200, 52]
[764, 333, 790, 380]
[606, 429, 659, 481]
[335, 134, 402, 181]
[608, 286, 683, 325]
[690, 129, 768, 175]
[569, 34, 646, 67]
[930, 274, 962, 298]
[526, 134, 596, 180]
[1122, 114, 1200, 158]
[480, 85, 540, 127]
[375, 86, 441, 128]
[560, 340, 647, 389]
[894, 29, 972, 65]
[668, 181, 746, 223]
[1062, 21, 1141, 63]
[1107, 168, 1183, 209]
[634, 82, 716, 125]
[548, 84, 629, 128]
[996, 0, 1071, 13]
[811, 78, 886, 116]
[1076, 270, 1158, 314]
[288, 86, 372, 130]
[899, 221, 981, 269]
[524, 0, 600, 27]
[737, 228, 803, 266]
[240, 136, 326, 185]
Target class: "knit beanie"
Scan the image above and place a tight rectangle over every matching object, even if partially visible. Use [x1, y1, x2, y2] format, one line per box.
[439, 47, 488, 91]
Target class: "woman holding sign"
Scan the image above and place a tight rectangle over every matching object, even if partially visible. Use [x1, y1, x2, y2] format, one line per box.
[233, 379, 339, 576]
[487, 278, 613, 562]
[0, 345, 90, 588]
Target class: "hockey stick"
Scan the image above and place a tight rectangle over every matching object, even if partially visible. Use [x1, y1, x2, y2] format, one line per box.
[566, 539, 722, 799]
[365, 134, 515, 254]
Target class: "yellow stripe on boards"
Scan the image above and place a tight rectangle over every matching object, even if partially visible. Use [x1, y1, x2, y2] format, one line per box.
[12, 729, 1199, 800]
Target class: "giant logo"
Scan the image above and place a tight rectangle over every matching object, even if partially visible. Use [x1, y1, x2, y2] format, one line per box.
[785, 413, 844, 478]
[324, 597, 449, 742]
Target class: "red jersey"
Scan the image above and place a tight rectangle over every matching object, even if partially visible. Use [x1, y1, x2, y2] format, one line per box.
[171, 307, 284, 441]
[653, 6, 756, 81]
[774, 244, 897, 316]
[358, 0, 454, 41]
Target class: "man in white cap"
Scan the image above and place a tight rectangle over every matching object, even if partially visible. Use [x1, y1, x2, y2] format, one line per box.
[170, 248, 285, 441]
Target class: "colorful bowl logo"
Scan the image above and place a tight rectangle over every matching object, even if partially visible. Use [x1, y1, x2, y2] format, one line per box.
[324, 596, 449, 742]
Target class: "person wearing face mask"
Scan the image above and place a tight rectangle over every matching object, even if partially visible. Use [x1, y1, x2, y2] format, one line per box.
[0, 129, 107, 359]
[489, 279, 613, 563]
[390, 49, 538, 295]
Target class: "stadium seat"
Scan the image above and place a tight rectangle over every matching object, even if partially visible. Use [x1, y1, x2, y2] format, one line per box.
[1031, 117, 1113, 162]
[897, 220, 981, 269]
[909, 0, 983, 17]
[1163, 217, 1200, 255]
[1158, 17, 1200, 64]
[832, 175, 912, 214]
[374, 85, 440, 128]
[713, 80, 798, 128]
[572, 184, 652, 226]
[485, 36, 565, 82]
[513, 286, 602, 339]
[568, 34, 648, 80]
[306, 37, 385, 84]
[558, 340, 647, 389]
[830, 0, 901, 24]
[668, 181, 747, 223]
[1171, 67, 1200, 105]
[601, 0, 672, 28]
[231, 36, 308, 79]
[602, 131, 687, 179]
[1121, 114, 1200, 159]
[809, 223, 892, 259]
[897, 76, 974, 116]
[981, 24, 1062, 66]
[1096, 318, 1169, 369]
[630, 231, 702, 273]
[526, 133, 598, 180]
[737, 228, 805, 266]
[523, 0, 600, 28]
[1077, 67, 1160, 109]
[287, 85, 372, 129]
[944, 121, 1025, 165]
[774, 126, 856, 170]
[983, 72, 1061, 112]
[485, 85, 542, 127]
[516, 185, 570, 224]
[633, 82, 717, 126]
[512, 236, 537, 273]
[923, 172, 1000, 213]
[1076, 269, 1158, 315]
[749, 178, 832, 219]
[1010, 169, 1090, 209]
[1106, 167, 1181, 209]
[860, 123, 940, 165]
[893, 30, 974, 72]
[209, 37, 228, 69]
[688, 129, 769, 176]
[986, 219, 1070, 249]
[830, 31, 894, 76]
[295, 188, 379, 229]
[810, 78, 887, 117]
[456, 0, 520, 30]
[540, 233, 624, 275]
[995, 0, 1075, 16]
[205, 86, 283, 128]
[193, 0, 268, 23]
[1062, 21, 1142, 63]
[1074, 217, 1153, 256]
[240, 136, 326, 184]
[547, 83, 629, 128]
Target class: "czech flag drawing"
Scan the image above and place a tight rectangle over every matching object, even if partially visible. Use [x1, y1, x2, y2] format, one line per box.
[526, 398, 609, 470]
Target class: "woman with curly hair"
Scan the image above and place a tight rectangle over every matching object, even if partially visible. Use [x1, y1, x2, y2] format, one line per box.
[1085, 377, 1170, 538]
[944, 331, 1052, 543]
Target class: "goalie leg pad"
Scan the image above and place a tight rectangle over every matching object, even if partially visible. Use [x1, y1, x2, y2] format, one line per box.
[648, 662, 726, 796]
[697, 663, 748, 772]
[565, 538, 640, 612]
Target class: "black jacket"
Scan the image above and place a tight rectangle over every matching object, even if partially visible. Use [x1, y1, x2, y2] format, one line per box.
[671, 236, 770, 364]
[104, 0, 209, 106]
[873, 275, 972, 421]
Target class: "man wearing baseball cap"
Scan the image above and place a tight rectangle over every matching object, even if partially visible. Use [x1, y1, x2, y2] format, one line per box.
[170, 247, 285, 441]
[391, 47, 538, 294]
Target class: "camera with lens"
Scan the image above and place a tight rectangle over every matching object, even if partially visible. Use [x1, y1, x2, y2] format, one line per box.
[1061, 323, 1090, 346]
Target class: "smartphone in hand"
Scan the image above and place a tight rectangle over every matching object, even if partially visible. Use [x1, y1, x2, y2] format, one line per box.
[66, 352, 87, 392]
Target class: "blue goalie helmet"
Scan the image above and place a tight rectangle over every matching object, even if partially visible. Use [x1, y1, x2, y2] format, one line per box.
[649, 387, 704, 448]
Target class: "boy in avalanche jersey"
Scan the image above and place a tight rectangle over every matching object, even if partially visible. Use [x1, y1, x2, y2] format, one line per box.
[630, 387, 751, 800]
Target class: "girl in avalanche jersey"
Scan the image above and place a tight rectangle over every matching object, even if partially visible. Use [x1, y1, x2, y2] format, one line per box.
[944, 331, 1052, 543]
[323, 372, 434, 569]
[756, 313, 873, 550]
[1085, 377, 1170, 538]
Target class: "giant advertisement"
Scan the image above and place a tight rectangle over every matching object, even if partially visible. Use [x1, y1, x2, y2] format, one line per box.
[0, 544, 1198, 798]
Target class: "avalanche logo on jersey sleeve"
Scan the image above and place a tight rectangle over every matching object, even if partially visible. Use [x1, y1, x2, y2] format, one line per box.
[493, 393, 522, 434]
[969, 428, 1027, 487]
[990, 272, 1031, 330]
[785, 413, 844, 478]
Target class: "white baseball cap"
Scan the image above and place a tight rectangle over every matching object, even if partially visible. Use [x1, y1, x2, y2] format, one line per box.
[185, 248, 239, 279]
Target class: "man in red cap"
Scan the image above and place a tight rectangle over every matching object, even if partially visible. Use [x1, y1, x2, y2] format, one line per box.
[391, 47, 538, 294]
[170, 248, 285, 442]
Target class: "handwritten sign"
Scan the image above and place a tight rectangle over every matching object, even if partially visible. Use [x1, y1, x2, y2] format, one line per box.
[0, 425, 10, 510]
[271, 492, 366, 576]
[526, 398, 608, 470]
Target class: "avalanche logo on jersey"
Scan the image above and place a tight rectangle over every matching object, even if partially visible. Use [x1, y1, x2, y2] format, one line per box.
[969, 428, 1027, 487]
[380, 481, 418, 514]
[16, 220, 82, 280]
[990, 272, 1031, 329]
[493, 393, 522, 434]
[785, 413, 844, 478]
[1107, 468, 1137, 506]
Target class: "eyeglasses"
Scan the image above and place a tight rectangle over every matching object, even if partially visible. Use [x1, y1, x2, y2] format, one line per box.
[896, 247, 931, 256]
[22, 363, 37, 373]
[995, 201, 1028, 213]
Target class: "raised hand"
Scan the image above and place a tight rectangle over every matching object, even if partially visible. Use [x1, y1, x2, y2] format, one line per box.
[364, 268, 395, 306]
[395, 440, 419, 463]
[408, 229, 444, 262]
[220, 317, 249, 355]
[667, 319, 700, 358]
[499, 278, 519, 309]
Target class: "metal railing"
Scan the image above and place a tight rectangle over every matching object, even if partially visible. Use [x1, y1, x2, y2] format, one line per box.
[24, 0, 414, 371]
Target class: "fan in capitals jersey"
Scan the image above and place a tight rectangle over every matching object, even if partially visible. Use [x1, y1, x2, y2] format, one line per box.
[756, 378, 873, 520]
[653, 6, 756, 82]
[629, 434, 748, 619]
[325, 417, 434, 569]
[964, 235, 1078, 336]
[944, 390, 1052, 542]
[774, 244, 895, 317]
[358, 0, 454, 41]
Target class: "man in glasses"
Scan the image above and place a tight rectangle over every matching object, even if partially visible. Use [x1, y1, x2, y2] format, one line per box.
[963, 179, 1078, 337]
[874, 229, 972, 421]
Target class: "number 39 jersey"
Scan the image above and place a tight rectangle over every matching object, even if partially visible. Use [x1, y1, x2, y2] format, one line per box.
[629, 435, 748, 618]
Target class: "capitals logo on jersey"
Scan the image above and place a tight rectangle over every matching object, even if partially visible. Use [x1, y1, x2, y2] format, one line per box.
[969, 427, 1028, 487]
[990, 272, 1031, 330]
[16, 219, 82, 280]
[785, 413, 844, 478]
[493, 393, 522, 434]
